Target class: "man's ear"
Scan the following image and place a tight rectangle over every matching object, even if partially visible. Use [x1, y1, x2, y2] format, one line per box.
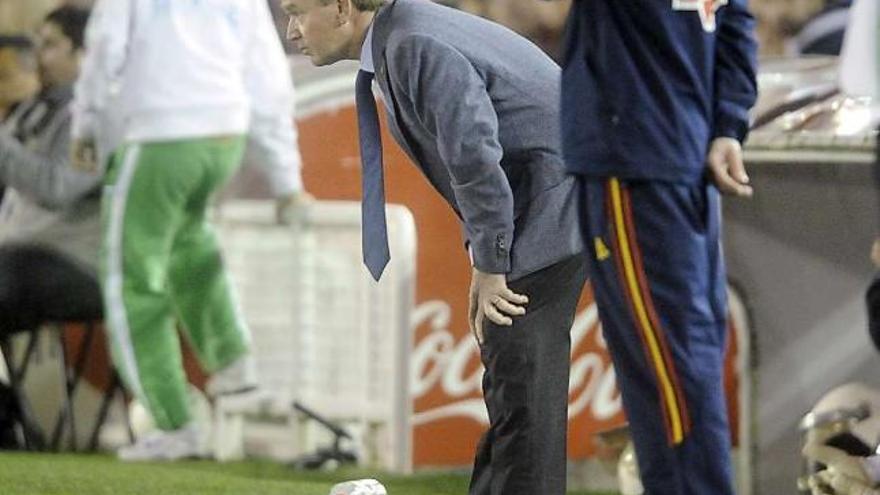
[336, 0, 353, 25]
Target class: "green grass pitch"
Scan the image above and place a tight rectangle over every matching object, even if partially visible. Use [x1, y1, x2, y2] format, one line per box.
[0, 453, 618, 495]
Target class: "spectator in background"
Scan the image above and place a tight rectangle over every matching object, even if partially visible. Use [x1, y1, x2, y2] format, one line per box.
[0, 0, 96, 34]
[792, 0, 853, 55]
[0, 0, 57, 33]
[0, 6, 103, 337]
[72, 0, 308, 461]
[437, 0, 571, 61]
[482, 0, 570, 60]
[751, 0, 824, 56]
[0, 35, 38, 123]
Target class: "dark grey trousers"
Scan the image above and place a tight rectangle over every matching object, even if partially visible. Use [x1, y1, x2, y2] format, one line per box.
[469, 255, 588, 495]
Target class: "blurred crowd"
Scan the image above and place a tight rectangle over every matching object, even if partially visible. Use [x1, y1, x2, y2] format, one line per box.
[0, 0, 94, 33]
[0, 0, 857, 58]
[0, 0, 859, 120]
[0, 0, 860, 121]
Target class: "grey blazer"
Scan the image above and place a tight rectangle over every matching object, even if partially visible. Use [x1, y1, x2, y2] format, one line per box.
[371, 0, 584, 280]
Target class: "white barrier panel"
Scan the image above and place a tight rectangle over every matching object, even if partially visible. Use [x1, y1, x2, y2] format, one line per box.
[215, 200, 416, 473]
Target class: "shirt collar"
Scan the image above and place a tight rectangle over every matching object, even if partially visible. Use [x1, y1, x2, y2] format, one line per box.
[359, 20, 375, 74]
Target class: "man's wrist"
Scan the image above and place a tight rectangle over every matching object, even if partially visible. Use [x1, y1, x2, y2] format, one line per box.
[711, 136, 741, 145]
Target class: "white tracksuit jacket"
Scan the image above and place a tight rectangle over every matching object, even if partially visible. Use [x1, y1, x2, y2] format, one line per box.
[72, 0, 303, 195]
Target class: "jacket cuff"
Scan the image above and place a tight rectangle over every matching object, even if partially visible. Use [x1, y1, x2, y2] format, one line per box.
[713, 110, 750, 143]
[469, 231, 512, 274]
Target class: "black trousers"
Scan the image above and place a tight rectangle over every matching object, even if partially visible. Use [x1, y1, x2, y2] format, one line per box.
[0, 244, 102, 335]
[469, 255, 588, 495]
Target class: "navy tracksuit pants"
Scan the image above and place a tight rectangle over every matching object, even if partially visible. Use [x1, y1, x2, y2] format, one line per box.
[578, 176, 734, 495]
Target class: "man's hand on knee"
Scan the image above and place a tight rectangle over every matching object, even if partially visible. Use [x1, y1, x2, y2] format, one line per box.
[468, 268, 528, 345]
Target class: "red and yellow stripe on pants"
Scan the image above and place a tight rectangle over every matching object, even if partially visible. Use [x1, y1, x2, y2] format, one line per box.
[606, 178, 691, 445]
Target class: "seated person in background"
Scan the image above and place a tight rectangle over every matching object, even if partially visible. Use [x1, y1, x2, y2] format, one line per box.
[435, 0, 571, 61]
[750, 0, 829, 56]
[792, 0, 853, 55]
[0, 36, 39, 205]
[0, 6, 102, 335]
[0, 35, 38, 124]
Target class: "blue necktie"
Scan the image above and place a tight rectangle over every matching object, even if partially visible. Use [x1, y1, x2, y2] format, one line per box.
[355, 69, 390, 281]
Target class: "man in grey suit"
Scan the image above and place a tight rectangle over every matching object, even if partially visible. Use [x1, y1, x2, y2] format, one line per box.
[279, 0, 585, 493]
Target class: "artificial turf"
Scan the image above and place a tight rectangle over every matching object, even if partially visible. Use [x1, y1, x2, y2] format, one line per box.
[0, 453, 618, 495]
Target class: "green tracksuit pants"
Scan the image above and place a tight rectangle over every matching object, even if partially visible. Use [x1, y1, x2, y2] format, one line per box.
[101, 136, 249, 430]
